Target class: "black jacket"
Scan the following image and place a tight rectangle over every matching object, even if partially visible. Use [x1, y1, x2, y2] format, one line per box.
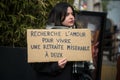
[31, 62, 73, 80]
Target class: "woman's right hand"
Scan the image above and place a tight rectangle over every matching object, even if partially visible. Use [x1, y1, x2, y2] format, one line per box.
[58, 58, 67, 69]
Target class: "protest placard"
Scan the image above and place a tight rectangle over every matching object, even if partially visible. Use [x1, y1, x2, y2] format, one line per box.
[27, 29, 92, 62]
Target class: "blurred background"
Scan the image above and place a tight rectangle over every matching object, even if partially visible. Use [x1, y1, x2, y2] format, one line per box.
[0, 0, 120, 80]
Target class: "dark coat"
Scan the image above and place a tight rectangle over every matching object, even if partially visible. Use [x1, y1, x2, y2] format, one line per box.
[31, 62, 73, 80]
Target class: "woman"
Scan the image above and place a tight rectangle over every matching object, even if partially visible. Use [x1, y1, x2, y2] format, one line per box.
[31, 2, 75, 80]
[31, 2, 95, 80]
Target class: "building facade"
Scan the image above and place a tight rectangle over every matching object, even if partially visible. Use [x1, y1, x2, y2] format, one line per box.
[74, 0, 102, 12]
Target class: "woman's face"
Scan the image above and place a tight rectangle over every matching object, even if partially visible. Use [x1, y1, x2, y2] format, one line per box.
[62, 7, 75, 27]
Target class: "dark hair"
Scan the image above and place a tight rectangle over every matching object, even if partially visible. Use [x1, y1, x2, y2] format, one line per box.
[47, 2, 75, 26]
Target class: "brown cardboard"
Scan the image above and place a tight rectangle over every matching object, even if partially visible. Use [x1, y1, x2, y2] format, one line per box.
[27, 29, 92, 63]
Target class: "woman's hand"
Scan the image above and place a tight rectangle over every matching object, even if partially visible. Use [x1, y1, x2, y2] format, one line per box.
[58, 58, 67, 69]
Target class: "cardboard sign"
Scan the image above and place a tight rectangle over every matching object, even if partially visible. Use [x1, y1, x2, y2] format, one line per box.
[27, 29, 92, 63]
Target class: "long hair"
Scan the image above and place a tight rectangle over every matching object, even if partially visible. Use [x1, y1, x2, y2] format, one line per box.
[47, 2, 75, 26]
